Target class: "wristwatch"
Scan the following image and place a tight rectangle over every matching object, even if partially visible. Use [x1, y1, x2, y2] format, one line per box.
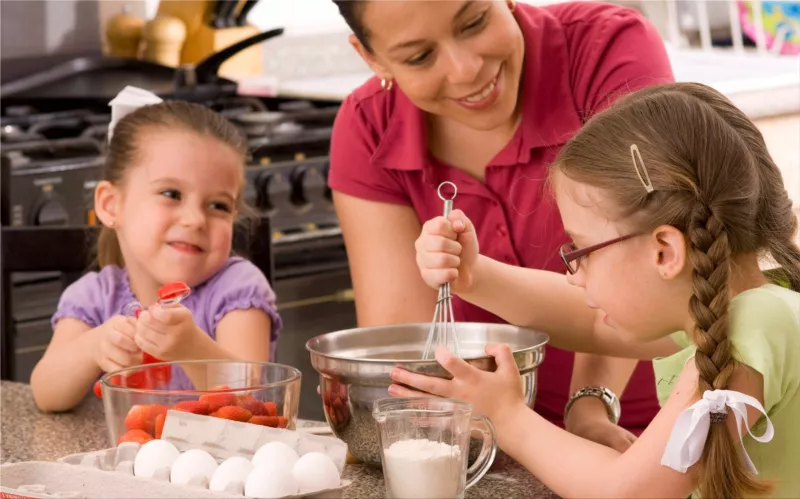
[563, 386, 621, 425]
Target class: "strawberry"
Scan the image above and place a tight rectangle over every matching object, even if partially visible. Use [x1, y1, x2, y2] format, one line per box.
[248, 415, 281, 427]
[118, 429, 153, 445]
[209, 385, 231, 391]
[237, 395, 267, 416]
[173, 400, 211, 415]
[93, 381, 103, 399]
[158, 282, 190, 303]
[211, 406, 252, 422]
[263, 401, 278, 417]
[199, 392, 237, 413]
[124, 404, 168, 434]
[154, 413, 165, 439]
[248, 415, 288, 428]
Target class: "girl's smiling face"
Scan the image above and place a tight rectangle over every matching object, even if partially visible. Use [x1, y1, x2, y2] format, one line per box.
[553, 171, 691, 342]
[97, 129, 242, 295]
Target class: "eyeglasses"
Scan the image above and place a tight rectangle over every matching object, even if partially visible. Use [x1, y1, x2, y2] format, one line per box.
[559, 233, 643, 274]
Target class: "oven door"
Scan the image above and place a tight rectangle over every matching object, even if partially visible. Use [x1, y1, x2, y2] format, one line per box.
[273, 268, 356, 421]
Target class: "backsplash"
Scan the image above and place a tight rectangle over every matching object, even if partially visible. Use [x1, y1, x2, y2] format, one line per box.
[262, 31, 369, 81]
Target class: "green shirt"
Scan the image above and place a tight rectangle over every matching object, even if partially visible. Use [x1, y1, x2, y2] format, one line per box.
[653, 284, 800, 498]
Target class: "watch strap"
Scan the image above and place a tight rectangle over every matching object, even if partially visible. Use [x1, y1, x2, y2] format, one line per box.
[563, 386, 621, 425]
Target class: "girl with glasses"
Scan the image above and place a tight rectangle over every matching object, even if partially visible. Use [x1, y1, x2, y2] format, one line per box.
[397, 81, 800, 498]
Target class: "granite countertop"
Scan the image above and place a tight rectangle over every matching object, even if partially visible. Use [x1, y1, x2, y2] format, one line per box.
[1, 381, 556, 498]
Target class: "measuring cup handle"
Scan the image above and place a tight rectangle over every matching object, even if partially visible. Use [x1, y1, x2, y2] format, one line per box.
[465, 415, 497, 489]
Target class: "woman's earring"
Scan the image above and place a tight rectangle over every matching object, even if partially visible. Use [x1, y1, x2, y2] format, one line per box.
[107, 220, 115, 228]
[507, 0, 516, 12]
[380, 79, 394, 92]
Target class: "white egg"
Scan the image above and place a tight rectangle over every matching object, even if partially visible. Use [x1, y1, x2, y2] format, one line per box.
[291, 452, 340, 492]
[170, 449, 219, 485]
[245, 462, 298, 499]
[209, 456, 254, 492]
[252, 441, 300, 469]
[133, 440, 181, 478]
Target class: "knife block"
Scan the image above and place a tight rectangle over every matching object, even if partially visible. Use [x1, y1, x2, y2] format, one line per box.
[182, 24, 264, 80]
[157, 0, 263, 80]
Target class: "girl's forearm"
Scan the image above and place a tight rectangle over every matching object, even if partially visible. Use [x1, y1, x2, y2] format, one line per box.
[458, 256, 672, 359]
[30, 328, 102, 412]
[179, 330, 240, 390]
[495, 403, 624, 498]
[459, 256, 600, 349]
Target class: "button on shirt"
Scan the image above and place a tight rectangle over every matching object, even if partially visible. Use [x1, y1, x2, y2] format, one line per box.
[328, 1, 675, 430]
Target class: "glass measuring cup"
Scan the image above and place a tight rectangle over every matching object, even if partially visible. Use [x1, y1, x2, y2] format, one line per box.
[373, 397, 497, 499]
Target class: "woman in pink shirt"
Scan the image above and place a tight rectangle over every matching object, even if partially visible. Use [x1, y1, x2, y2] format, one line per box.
[328, 0, 674, 449]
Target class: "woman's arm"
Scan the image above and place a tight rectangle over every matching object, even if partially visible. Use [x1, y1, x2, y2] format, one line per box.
[30, 318, 102, 412]
[565, 354, 639, 449]
[334, 191, 438, 326]
[463, 255, 678, 359]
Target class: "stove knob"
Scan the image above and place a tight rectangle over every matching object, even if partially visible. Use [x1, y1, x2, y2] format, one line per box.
[289, 164, 312, 213]
[34, 198, 69, 226]
[255, 172, 275, 216]
[243, 180, 258, 210]
[321, 162, 333, 204]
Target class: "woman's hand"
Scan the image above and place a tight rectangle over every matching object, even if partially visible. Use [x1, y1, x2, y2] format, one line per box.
[388, 344, 527, 424]
[134, 304, 203, 361]
[415, 209, 480, 294]
[565, 402, 637, 452]
[92, 315, 143, 373]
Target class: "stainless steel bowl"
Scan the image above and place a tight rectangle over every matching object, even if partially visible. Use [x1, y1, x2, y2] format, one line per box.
[306, 322, 548, 466]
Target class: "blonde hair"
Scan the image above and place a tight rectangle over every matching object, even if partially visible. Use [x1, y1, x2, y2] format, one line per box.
[96, 101, 249, 268]
[553, 82, 799, 498]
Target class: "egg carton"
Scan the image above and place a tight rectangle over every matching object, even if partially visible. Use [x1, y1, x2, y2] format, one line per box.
[1, 411, 350, 499]
[0, 460, 238, 499]
[156, 410, 348, 472]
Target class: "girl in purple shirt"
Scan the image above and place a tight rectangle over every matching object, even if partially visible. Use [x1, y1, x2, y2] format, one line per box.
[30, 89, 282, 412]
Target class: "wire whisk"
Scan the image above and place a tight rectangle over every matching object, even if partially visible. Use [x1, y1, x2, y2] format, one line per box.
[422, 181, 461, 361]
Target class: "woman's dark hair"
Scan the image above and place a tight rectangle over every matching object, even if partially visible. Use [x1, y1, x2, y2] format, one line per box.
[333, 1, 372, 52]
[97, 101, 249, 268]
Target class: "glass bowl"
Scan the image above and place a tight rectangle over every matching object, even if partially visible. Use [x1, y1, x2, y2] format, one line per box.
[98, 360, 301, 447]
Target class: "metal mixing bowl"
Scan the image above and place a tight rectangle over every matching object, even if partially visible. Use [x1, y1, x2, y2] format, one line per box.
[306, 322, 548, 467]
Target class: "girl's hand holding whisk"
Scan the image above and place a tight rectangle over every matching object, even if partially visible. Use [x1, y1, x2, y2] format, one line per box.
[92, 315, 143, 373]
[415, 209, 480, 294]
[134, 304, 204, 361]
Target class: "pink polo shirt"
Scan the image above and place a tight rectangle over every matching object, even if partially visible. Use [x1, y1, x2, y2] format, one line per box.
[328, 1, 675, 431]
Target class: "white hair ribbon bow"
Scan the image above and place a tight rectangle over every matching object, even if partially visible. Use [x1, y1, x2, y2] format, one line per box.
[107, 85, 163, 142]
[661, 389, 774, 474]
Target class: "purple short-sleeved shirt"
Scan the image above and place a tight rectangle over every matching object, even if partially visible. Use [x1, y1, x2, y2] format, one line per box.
[52, 257, 282, 390]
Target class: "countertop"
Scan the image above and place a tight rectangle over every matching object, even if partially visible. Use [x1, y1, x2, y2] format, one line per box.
[0, 381, 556, 498]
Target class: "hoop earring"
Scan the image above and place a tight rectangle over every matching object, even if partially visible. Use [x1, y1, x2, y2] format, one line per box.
[507, 0, 516, 12]
[381, 79, 394, 92]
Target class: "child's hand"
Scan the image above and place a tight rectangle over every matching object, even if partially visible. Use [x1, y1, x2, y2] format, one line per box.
[415, 209, 479, 294]
[388, 344, 526, 424]
[92, 315, 142, 373]
[134, 304, 202, 361]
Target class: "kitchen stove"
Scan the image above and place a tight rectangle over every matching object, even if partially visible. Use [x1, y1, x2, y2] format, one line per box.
[2, 96, 355, 420]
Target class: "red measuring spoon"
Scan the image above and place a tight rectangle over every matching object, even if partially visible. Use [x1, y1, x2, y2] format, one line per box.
[94, 282, 191, 399]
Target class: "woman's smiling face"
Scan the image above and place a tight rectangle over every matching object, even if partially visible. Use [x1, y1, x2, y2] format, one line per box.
[352, 0, 525, 131]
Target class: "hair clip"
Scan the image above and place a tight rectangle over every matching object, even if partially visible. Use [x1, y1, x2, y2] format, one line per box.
[630, 144, 654, 193]
[107, 86, 163, 142]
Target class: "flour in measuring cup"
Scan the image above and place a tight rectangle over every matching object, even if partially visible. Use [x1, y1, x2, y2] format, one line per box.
[382, 438, 464, 498]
